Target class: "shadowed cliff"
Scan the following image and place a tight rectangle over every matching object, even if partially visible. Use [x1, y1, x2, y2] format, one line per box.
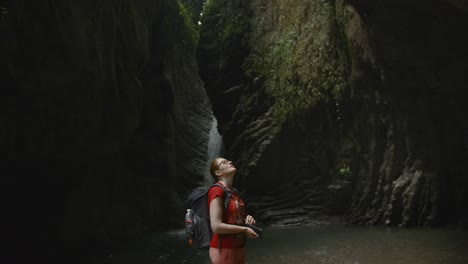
[1, 0, 212, 261]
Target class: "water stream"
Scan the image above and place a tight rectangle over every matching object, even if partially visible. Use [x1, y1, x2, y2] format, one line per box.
[95, 224, 468, 264]
[204, 116, 224, 185]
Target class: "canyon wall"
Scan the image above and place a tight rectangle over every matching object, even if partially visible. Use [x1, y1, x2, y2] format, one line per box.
[198, 0, 468, 228]
[1, 0, 212, 260]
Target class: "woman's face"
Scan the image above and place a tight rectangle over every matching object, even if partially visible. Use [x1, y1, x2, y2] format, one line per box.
[216, 158, 237, 174]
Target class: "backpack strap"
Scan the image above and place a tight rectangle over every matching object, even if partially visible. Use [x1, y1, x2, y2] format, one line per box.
[212, 183, 233, 209]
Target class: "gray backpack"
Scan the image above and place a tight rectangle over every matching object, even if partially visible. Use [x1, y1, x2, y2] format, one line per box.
[185, 183, 237, 249]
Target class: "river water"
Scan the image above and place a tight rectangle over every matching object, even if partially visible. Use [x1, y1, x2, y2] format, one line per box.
[99, 224, 468, 264]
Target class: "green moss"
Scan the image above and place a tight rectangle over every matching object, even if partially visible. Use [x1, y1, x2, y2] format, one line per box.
[337, 162, 352, 177]
[244, 0, 349, 124]
[199, 0, 249, 52]
[178, 0, 200, 46]
[197, 0, 251, 99]
[179, 0, 205, 24]
[161, 0, 200, 54]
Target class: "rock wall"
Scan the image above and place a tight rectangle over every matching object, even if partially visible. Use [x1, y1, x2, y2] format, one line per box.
[344, 0, 468, 228]
[198, 0, 468, 228]
[2, 0, 467, 261]
[1, 0, 212, 260]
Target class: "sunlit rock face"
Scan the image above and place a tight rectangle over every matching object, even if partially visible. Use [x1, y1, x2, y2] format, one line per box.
[199, 0, 468, 228]
[1, 0, 212, 259]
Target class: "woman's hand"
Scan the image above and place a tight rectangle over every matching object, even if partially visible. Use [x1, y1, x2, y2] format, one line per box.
[245, 215, 256, 225]
[244, 215, 259, 238]
[244, 227, 259, 238]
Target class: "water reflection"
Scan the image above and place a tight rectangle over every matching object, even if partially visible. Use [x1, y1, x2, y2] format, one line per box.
[100, 225, 468, 264]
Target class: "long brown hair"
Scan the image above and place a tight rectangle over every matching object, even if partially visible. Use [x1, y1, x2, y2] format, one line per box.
[209, 158, 222, 182]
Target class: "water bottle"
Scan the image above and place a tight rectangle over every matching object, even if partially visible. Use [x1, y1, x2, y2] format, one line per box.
[185, 209, 194, 236]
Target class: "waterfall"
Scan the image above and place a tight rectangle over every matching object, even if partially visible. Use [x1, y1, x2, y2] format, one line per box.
[205, 116, 224, 185]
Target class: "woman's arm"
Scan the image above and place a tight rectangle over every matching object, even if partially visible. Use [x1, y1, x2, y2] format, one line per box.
[209, 196, 258, 238]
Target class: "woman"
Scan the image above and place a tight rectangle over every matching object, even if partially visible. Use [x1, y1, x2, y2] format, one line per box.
[208, 158, 259, 264]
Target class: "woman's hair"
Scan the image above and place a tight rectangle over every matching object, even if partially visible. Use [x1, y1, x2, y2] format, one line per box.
[209, 158, 221, 182]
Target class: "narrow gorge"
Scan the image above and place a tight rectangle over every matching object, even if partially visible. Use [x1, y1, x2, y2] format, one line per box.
[1, 0, 467, 262]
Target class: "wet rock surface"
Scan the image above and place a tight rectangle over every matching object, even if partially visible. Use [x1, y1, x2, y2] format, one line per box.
[199, 0, 468, 229]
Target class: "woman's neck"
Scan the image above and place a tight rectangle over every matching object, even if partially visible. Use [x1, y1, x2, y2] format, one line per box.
[218, 178, 233, 189]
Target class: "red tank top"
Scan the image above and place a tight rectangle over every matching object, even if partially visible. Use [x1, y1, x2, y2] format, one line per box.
[207, 182, 246, 248]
